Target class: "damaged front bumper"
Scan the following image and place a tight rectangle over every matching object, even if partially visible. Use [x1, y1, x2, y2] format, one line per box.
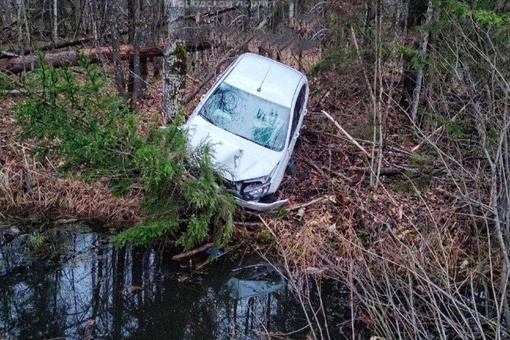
[234, 197, 288, 211]
[223, 178, 287, 211]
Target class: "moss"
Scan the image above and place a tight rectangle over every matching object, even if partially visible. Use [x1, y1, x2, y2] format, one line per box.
[171, 40, 187, 82]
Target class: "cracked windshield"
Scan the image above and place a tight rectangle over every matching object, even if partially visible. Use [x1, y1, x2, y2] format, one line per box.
[199, 82, 290, 151]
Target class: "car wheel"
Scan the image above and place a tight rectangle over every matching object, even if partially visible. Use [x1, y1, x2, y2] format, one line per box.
[286, 157, 297, 177]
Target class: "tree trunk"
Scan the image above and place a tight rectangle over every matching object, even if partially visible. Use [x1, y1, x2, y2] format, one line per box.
[128, 0, 143, 106]
[149, 0, 165, 79]
[397, 0, 409, 32]
[410, 2, 433, 122]
[52, 0, 58, 44]
[162, 0, 186, 122]
[19, 0, 32, 54]
[107, 0, 128, 102]
[399, 0, 429, 117]
[289, 0, 296, 23]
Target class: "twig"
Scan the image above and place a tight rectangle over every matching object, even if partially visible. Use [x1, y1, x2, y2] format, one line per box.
[350, 25, 383, 188]
[320, 110, 371, 158]
[411, 126, 443, 153]
[171, 242, 213, 260]
[195, 249, 229, 271]
[186, 74, 200, 84]
[350, 27, 376, 111]
[258, 215, 277, 239]
[345, 166, 412, 176]
[230, 263, 267, 272]
[287, 195, 337, 211]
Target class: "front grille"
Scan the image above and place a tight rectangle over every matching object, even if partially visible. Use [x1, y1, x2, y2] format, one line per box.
[222, 179, 242, 198]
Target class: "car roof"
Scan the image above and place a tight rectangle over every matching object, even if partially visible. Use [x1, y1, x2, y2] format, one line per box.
[223, 53, 306, 108]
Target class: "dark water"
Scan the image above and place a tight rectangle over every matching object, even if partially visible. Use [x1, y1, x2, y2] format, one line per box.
[0, 224, 342, 340]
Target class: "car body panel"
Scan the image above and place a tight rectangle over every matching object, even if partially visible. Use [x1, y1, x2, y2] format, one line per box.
[234, 197, 288, 211]
[223, 53, 303, 108]
[186, 116, 281, 182]
[183, 53, 309, 211]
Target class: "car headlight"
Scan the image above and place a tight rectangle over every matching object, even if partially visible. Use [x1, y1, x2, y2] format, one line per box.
[242, 179, 271, 201]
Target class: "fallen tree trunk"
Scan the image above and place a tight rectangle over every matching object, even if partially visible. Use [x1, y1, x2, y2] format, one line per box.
[1, 7, 235, 61]
[1, 36, 104, 60]
[1, 42, 211, 74]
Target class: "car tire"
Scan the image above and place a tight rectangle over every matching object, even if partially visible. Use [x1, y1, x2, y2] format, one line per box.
[286, 157, 297, 177]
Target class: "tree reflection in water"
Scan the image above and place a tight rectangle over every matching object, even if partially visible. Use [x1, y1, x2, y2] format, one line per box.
[0, 226, 308, 339]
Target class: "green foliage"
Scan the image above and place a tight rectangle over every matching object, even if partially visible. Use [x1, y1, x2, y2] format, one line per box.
[445, 121, 468, 139]
[308, 47, 347, 76]
[14, 57, 236, 250]
[110, 220, 179, 247]
[178, 144, 235, 249]
[0, 73, 13, 91]
[394, 174, 430, 194]
[426, 0, 509, 153]
[408, 154, 427, 167]
[28, 234, 45, 248]
[486, 128, 498, 142]
[393, 44, 427, 70]
[16, 57, 139, 180]
[472, 9, 510, 25]
[445, 1, 510, 25]
[419, 108, 441, 129]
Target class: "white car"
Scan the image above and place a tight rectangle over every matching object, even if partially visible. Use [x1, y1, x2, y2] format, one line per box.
[183, 53, 309, 211]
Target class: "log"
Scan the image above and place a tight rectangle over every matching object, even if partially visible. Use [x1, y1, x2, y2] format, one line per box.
[0, 35, 103, 60]
[1, 42, 212, 74]
[0, 23, 219, 60]
[183, 6, 237, 21]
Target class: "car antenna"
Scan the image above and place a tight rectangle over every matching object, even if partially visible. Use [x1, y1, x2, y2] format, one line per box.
[257, 67, 271, 92]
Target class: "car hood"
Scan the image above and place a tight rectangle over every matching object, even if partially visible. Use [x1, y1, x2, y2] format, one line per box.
[185, 117, 282, 182]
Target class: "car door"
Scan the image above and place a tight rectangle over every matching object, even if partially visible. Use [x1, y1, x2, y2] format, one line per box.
[271, 83, 308, 189]
[288, 84, 308, 155]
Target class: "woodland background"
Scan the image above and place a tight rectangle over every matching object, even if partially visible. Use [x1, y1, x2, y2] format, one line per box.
[1, 0, 510, 338]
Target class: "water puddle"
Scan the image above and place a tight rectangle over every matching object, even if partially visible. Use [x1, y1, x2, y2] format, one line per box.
[0, 224, 313, 339]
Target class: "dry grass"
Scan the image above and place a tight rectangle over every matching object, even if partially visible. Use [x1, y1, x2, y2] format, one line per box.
[251, 44, 506, 338]
[0, 102, 141, 226]
[0, 158, 141, 226]
[262, 171, 501, 338]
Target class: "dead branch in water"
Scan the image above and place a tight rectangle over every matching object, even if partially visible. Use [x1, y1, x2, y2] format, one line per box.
[171, 242, 214, 260]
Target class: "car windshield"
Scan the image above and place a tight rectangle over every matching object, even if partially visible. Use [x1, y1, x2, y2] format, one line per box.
[198, 82, 290, 151]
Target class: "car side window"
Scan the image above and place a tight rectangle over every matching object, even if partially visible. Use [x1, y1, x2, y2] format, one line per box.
[290, 85, 307, 140]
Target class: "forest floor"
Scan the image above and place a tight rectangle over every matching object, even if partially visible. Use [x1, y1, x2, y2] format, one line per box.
[249, 58, 463, 270]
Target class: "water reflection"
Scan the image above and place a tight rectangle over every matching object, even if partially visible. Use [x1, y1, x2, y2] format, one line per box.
[0, 226, 307, 339]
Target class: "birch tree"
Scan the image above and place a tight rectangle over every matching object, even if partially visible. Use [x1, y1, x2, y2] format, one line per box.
[162, 0, 186, 122]
[106, 0, 128, 101]
[52, 0, 58, 43]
